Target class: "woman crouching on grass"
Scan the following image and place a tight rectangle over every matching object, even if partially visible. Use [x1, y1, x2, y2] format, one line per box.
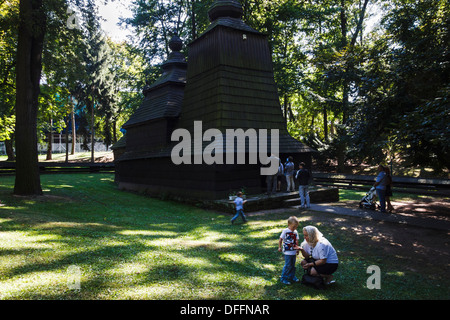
[299, 225, 339, 285]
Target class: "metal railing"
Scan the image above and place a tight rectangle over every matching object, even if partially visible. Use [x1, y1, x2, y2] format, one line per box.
[0, 162, 115, 175]
[311, 172, 449, 196]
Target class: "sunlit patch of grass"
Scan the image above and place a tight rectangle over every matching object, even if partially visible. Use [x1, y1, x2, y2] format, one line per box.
[117, 230, 178, 237]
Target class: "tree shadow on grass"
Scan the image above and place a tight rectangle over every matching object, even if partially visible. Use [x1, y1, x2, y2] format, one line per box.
[0, 203, 280, 299]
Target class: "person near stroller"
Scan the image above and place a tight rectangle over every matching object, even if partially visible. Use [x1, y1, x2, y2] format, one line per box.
[373, 165, 388, 213]
[384, 166, 394, 213]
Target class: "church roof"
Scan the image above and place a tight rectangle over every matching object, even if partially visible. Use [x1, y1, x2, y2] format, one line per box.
[111, 133, 126, 150]
[122, 35, 187, 129]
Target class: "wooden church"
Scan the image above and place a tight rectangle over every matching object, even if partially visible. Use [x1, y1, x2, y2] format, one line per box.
[114, 0, 315, 199]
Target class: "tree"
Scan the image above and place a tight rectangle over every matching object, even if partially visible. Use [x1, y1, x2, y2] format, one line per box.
[40, 0, 84, 161]
[12, 0, 98, 194]
[126, 0, 191, 64]
[38, 84, 71, 160]
[104, 40, 147, 145]
[73, 0, 116, 162]
[14, 0, 46, 195]
[276, 0, 374, 171]
[352, 0, 450, 171]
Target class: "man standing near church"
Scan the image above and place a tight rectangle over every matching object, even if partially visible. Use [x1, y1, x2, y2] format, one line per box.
[295, 162, 311, 208]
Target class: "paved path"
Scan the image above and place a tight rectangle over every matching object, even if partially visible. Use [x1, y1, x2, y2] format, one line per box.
[247, 202, 450, 231]
[295, 203, 450, 231]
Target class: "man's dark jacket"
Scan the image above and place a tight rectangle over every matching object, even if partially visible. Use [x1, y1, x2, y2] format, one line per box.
[295, 169, 311, 186]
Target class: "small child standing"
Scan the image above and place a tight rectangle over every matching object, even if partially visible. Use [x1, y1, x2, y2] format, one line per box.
[231, 192, 248, 224]
[278, 216, 300, 284]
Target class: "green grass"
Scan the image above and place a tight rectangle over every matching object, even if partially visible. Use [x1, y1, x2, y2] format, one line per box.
[0, 174, 448, 300]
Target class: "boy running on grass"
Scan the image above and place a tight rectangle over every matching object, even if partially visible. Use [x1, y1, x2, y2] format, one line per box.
[278, 216, 300, 284]
[231, 192, 248, 224]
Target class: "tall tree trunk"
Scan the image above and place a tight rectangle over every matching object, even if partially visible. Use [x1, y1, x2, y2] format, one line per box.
[104, 114, 111, 150]
[65, 117, 69, 163]
[46, 116, 52, 160]
[283, 95, 288, 124]
[5, 138, 15, 161]
[288, 102, 294, 122]
[90, 99, 95, 163]
[14, 0, 45, 195]
[336, 0, 369, 173]
[190, 0, 197, 40]
[340, 0, 348, 47]
[112, 118, 117, 144]
[310, 114, 315, 134]
[337, 0, 348, 173]
[71, 102, 76, 155]
[350, 0, 369, 48]
[323, 105, 328, 142]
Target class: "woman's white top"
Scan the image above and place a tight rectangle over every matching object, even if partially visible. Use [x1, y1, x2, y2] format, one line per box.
[301, 237, 339, 264]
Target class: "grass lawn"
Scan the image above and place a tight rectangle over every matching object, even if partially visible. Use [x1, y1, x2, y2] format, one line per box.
[0, 173, 448, 300]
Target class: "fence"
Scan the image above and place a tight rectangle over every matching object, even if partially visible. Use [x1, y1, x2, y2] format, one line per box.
[0, 141, 110, 156]
[37, 142, 110, 155]
[0, 162, 114, 175]
[312, 172, 450, 196]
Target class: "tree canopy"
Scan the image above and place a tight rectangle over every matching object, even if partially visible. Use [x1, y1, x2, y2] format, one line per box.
[1, 0, 448, 194]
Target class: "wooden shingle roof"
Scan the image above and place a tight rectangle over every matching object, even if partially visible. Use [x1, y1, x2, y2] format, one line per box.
[122, 35, 187, 129]
[123, 87, 184, 128]
[111, 134, 126, 150]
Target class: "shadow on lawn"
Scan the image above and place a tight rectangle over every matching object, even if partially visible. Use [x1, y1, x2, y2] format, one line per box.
[0, 188, 283, 298]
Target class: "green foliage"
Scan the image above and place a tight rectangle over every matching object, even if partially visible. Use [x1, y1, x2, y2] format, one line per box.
[282, 0, 449, 171]
[125, 0, 203, 65]
[37, 84, 72, 140]
[0, 114, 15, 141]
[0, 0, 19, 141]
[397, 86, 450, 171]
[105, 40, 147, 144]
[346, 0, 450, 170]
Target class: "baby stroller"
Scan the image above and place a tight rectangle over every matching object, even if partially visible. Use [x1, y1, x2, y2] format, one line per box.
[359, 187, 379, 210]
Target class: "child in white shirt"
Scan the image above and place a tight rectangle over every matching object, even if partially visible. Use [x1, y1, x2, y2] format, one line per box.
[231, 192, 247, 224]
[278, 216, 300, 284]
